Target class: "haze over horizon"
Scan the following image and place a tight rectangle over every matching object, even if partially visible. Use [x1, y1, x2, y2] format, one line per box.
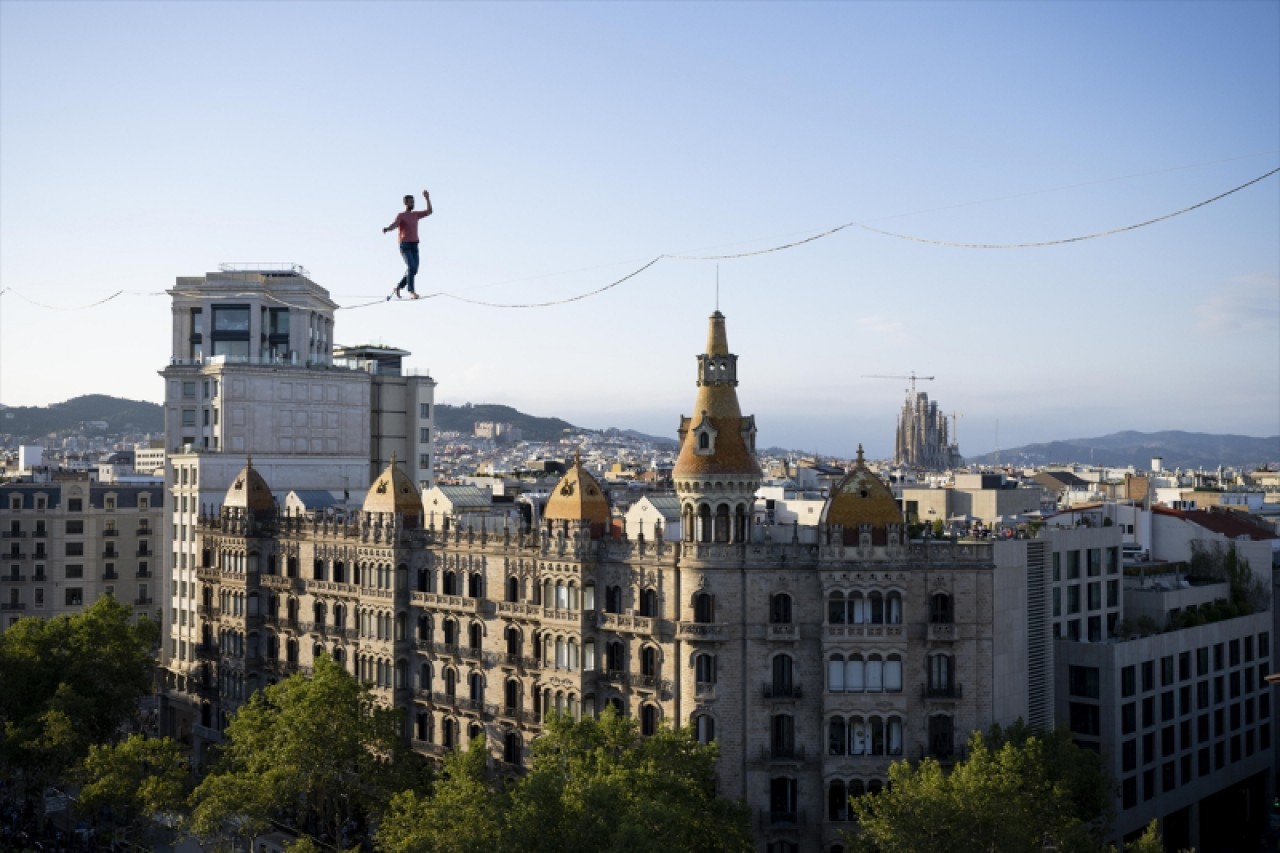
[2, 1, 1277, 460]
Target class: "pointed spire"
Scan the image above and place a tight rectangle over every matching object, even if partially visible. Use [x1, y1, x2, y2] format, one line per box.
[705, 310, 729, 356]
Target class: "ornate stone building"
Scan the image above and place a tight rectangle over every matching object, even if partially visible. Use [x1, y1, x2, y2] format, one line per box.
[186, 311, 1041, 852]
[893, 390, 962, 471]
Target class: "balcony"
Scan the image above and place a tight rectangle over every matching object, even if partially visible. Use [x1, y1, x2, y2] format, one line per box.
[492, 651, 541, 671]
[136, 548, 152, 557]
[758, 809, 807, 829]
[136, 569, 153, 579]
[304, 579, 360, 599]
[1, 531, 27, 539]
[102, 529, 119, 537]
[927, 623, 956, 643]
[135, 597, 154, 606]
[674, 621, 726, 641]
[495, 601, 541, 620]
[411, 739, 445, 757]
[1, 602, 27, 611]
[411, 591, 482, 614]
[6, 574, 27, 583]
[760, 745, 806, 764]
[193, 644, 218, 660]
[31, 530, 47, 539]
[541, 607, 588, 627]
[196, 604, 221, 619]
[762, 683, 803, 700]
[195, 567, 221, 583]
[922, 683, 963, 701]
[825, 624, 905, 641]
[136, 527, 152, 536]
[259, 574, 297, 592]
[102, 571, 119, 581]
[597, 612, 655, 635]
[5, 552, 26, 560]
[766, 623, 799, 641]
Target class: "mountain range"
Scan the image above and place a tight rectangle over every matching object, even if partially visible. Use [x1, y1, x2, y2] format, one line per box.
[2, 396, 1275, 470]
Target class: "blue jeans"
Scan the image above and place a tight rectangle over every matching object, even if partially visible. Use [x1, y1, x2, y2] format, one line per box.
[397, 242, 420, 293]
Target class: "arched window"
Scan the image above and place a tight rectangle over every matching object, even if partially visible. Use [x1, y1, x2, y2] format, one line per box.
[930, 593, 953, 624]
[770, 714, 794, 758]
[469, 671, 484, 704]
[869, 591, 885, 624]
[419, 661, 432, 692]
[828, 654, 846, 692]
[845, 654, 865, 692]
[505, 625, 521, 657]
[444, 667, 457, 698]
[506, 576, 519, 602]
[469, 622, 482, 652]
[695, 652, 716, 685]
[885, 654, 903, 693]
[828, 716, 847, 756]
[503, 731, 522, 765]
[929, 654, 953, 694]
[605, 585, 623, 614]
[887, 591, 903, 624]
[504, 678, 520, 713]
[693, 592, 715, 624]
[641, 646, 658, 678]
[771, 654, 794, 697]
[333, 560, 345, 584]
[849, 716, 867, 755]
[827, 592, 846, 625]
[442, 718, 458, 750]
[468, 572, 482, 598]
[850, 592, 868, 625]
[770, 593, 792, 624]
[888, 716, 904, 755]
[606, 641, 624, 673]
[828, 779, 849, 821]
[418, 614, 432, 642]
[697, 505, 712, 544]
[443, 571, 458, 596]
[640, 704, 659, 736]
[639, 588, 657, 617]
[693, 713, 715, 743]
[442, 618, 457, 647]
[866, 655, 884, 692]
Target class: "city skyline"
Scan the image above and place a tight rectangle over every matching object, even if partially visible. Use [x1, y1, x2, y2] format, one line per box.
[1, 1, 1277, 459]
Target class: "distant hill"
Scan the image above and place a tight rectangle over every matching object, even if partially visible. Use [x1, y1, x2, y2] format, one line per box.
[967, 431, 1280, 470]
[434, 403, 582, 443]
[0, 395, 163, 438]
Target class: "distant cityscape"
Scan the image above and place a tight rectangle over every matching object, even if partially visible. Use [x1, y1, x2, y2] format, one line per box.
[1, 265, 1278, 852]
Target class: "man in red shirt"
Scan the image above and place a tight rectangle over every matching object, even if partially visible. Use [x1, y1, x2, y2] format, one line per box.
[383, 190, 433, 300]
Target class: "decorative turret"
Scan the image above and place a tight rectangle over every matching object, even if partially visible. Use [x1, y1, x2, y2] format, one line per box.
[673, 311, 762, 544]
[543, 454, 610, 539]
[362, 454, 422, 527]
[223, 457, 275, 524]
[822, 446, 905, 546]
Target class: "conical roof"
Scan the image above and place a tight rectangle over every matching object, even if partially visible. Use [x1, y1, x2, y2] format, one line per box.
[673, 311, 762, 479]
[822, 446, 903, 528]
[224, 458, 275, 514]
[544, 455, 610, 534]
[362, 456, 422, 518]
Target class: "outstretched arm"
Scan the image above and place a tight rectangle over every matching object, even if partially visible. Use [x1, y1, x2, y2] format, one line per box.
[382, 215, 398, 234]
[421, 190, 433, 218]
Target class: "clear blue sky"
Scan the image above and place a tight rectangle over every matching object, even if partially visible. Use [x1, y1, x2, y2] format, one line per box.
[2, 0, 1277, 459]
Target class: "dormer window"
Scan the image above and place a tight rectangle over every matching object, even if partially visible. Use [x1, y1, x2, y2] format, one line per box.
[692, 416, 718, 456]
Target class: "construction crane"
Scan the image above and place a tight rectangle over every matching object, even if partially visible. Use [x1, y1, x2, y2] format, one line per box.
[950, 411, 963, 445]
[862, 372, 936, 398]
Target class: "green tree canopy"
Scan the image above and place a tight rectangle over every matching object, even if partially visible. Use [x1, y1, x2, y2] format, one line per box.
[375, 709, 752, 853]
[847, 729, 1111, 853]
[76, 734, 189, 840]
[188, 655, 425, 848]
[0, 597, 159, 796]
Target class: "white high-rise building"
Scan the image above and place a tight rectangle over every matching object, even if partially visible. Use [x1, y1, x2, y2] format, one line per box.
[158, 264, 435, 743]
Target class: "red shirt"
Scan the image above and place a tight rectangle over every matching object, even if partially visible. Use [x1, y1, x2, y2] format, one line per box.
[393, 210, 430, 243]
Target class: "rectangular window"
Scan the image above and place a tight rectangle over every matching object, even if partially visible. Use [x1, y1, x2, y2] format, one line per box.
[1069, 702, 1101, 737]
[1107, 579, 1119, 608]
[1142, 661, 1154, 692]
[1179, 652, 1191, 681]
[1052, 552, 1060, 581]
[34, 588, 43, 608]
[65, 588, 83, 606]
[418, 454, 430, 469]
[1229, 640, 1240, 667]
[65, 542, 83, 557]
[66, 520, 84, 534]
[1107, 547, 1120, 574]
[1087, 582, 1101, 610]
[65, 564, 83, 579]
[419, 403, 431, 419]
[182, 381, 196, 398]
[419, 428, 431, 443]
[1067, 586, 1081, 614]
[1052, 588, 1061, 617]
[1069, 666, 1100, 698]
[1162, 656, 1175, 686]
[1087, 548, 1101, 577]
[182, 409, 196, 427]
[1088, 616, 1101, 642]
[67, 498, 82, 512]
[1198, 647, 1210, 676]
[1067, 551, 1081, 579]
[1122, 702, 1137, 734]
[1122, 666, 1136, 697]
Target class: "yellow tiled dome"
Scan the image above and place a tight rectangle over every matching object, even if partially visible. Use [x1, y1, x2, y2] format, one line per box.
[544, 457, 610, 535]
[224, 459, 275, 515]
[362, 457, 422, 519]
[822, 447, 903, 529]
